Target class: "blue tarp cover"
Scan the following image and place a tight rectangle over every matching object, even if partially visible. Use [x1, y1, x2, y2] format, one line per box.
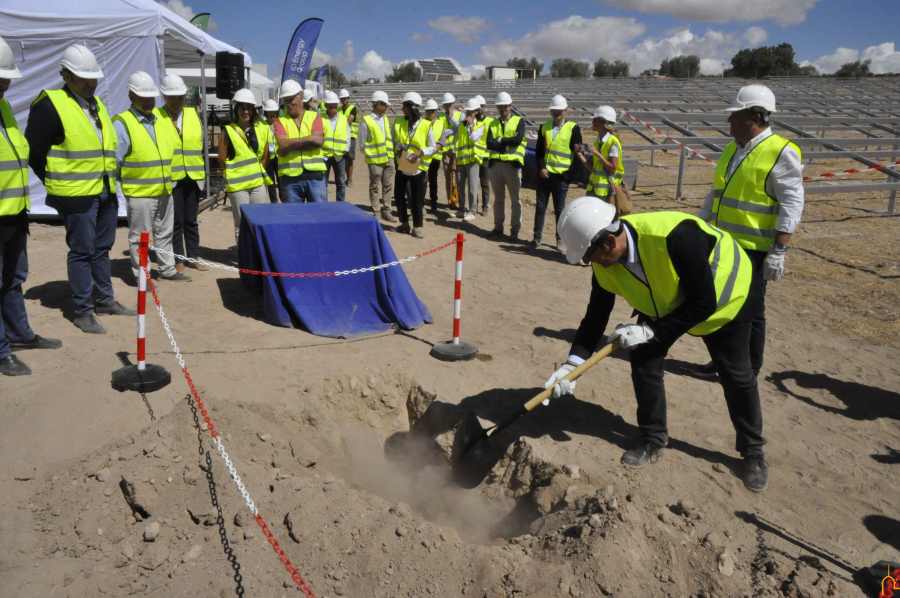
[238, 202, 432, 338]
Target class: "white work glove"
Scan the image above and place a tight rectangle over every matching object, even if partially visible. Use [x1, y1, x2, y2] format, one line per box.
[543, 363, 577, 403]
[608, 323, 655, 349]
[697, 208, 714, 223]
[763, 245, 787, 281]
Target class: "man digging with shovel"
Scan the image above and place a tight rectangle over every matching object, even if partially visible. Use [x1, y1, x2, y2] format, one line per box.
[544, 197, 769, 492]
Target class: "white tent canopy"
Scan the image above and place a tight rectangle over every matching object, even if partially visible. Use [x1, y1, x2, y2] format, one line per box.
[168, 67, 274, 108]
[0, 0, 252, 215]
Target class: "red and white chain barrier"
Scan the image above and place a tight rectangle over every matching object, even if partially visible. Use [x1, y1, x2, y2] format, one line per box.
[620, 109, 900, 183]
[452, 233, 464, 344]
[149, 238, 458, 278]
[139, 240, 316, 597]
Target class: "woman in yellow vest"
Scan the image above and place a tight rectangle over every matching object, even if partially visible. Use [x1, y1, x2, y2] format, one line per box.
[577, 106, 625, 205]
[451, 98, 486, 221]
[438, 93, 462, 208]
[550, 197, 769, 493]
[393, 92, 439, 238]
[422, 98, 445, 212]
[321, 90, 350, 202]
[217, 89, 269, 245]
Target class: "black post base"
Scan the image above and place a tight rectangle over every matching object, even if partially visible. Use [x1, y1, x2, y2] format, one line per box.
[430, 340, 478, 362]
[111, 364, 172, 393]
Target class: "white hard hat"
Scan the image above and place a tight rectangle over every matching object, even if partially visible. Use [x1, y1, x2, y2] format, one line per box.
[60, 44, 103, 79]
[592, 105, 617, 124]
[495, 92, 512, 106]
[302, 88, 317, 103]
[727, 84, 777, 113]
[160, 74, 187, 96]
[402, 91, 422, 106]
[232, 88, 258, 106]
[473, 95, 485, 107]
[338, 88, 350, 99]
[280, 79, 303, 99]
[323, 90, 339, 105]
[549, 95, 568, 110]
[423, 98, 438, 111]
[557, 197, 620, 265]
[442, 93, 455, 105]
[371, 90, 389, 104]
[126, 71, 159, 98]
[464, 98, 480, 112]
[263, 99, 278, 112]
[0, 37, 22, 79]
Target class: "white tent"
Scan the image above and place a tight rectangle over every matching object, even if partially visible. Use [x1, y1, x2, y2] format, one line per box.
[167, 68, 274, 109]
[0, 0, 252, 216]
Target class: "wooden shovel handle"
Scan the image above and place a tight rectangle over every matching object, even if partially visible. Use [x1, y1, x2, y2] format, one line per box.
[522, 339, 622, 412]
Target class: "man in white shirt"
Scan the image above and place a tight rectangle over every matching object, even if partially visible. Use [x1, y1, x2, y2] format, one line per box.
[358, 91, 396, 221]
[695, 84, 804, 379]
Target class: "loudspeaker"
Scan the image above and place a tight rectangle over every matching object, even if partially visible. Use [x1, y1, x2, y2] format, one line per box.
[215, 51, 245, 100]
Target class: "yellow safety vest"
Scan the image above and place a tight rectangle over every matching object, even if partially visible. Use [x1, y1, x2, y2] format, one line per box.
[429, 117, 446, 159]
[439, 109, 464, 150]
[587, 133, 625, 198]
[252, 121, 273, 186]
[712, 134, 800, 252]
[35, 89, 117, 197]
[276, 110, 326, 176]
[541, 120, 575, 175]
[592, 213, 751, 336]
[454, 121, 484, 167]
[394, 117, 432, 173]
[475, 116, 492, 159]
[340, 103, 359, 138]
[113, 110, 173, 198]
[224, 124, 267, 192]
[487, 115, 526, 164]
[153, 106, 204, 182]
[362, 114, 393, 165]
[0, 99, 30, 215]
[321, 112, 349, 158]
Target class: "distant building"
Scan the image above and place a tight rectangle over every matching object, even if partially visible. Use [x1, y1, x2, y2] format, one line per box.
[486, 66, 536, 80]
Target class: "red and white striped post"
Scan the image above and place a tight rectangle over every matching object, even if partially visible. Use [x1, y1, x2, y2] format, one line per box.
[137, 232, 148, 371]
[431, 233, 478, 361]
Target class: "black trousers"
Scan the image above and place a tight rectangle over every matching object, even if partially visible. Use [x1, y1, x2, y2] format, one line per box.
[395, 171, 426, 227]
[630, 319, 766, 457]
[266, 158, 279, 203]
[478, 162, 490, 209]
[172, 178, 200, 261]
[745, 249, 768, 374]
[427, 159, 441, 207]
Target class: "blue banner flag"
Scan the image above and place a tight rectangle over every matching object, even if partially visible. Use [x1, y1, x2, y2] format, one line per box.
[314, 66, 328, 82]
[281, 18, 324, 86]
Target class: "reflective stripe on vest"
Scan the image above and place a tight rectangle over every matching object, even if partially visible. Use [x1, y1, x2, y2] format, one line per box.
[712, 134, 799, 252]
[0, 99, 30, 215]
[36, 89, 117, 197]
[340, 104, 359, 138]
[276, 111, 326, 176]
[322, 112, 349, 158]
[586, 133, 624, 198]
[153, 106, 204, 181]
[113, 110, 173, 197]
[487, 115, 526, 165]
[430, 117, 447, 158]
[224, 125, 266, 192]
[394, 117, 432, 173]
[591, 213, 751, 336]
[475, 116, 492, 159]
[541, 120, 575, 174]
[252, 122, 273, 186]
[440, 110, 463, 149]
[362, 114, 394, 165]
[455, 121, 484, 167]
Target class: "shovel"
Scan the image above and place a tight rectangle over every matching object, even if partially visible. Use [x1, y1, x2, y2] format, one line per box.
[453, 340, 621, 489]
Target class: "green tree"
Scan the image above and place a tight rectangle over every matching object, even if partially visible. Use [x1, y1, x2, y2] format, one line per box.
[550, 57, 589, 78]
[318, 64, 347, 87]
[593, 58, 630, 78]
[728, 43, 798, 78]
[506, 56, 544, 75]
[385, 61, 422, 83]
[835, 59, 872, 77]
[659, 55, 700, 78]
[794, 64, 820, 77]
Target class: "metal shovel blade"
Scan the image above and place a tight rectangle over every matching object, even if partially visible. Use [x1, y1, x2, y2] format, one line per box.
[452, 411, 501, 489]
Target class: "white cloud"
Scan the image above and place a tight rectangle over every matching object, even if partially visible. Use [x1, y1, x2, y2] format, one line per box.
[311, 40, 355, 69]
[808, 42, 900, 74]
[351, 50, 395, 81]
[428, 16, 489, 44]
[457, 63, 486, 80]
[598, 0, 820, 27]
[410, 33, 433, 43]
[157, 0, 218, 31]
[626, 25, 769, 74]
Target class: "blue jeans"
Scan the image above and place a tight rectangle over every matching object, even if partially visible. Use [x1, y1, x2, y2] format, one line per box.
[0, 224, 34, 359]
[55, 188, 119, 317]
[533, 176, 569, 245]
[325, 156, 347, 202]
[279, 172, 327, 203]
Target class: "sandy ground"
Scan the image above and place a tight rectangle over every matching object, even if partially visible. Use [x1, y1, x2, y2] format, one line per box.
[1, 144, 899, 598]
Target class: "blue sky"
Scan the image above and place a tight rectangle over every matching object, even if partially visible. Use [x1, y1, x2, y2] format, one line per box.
[160, 0, 900, 79]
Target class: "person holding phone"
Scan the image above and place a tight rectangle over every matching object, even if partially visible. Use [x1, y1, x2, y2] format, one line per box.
[576, 106, 624, 204]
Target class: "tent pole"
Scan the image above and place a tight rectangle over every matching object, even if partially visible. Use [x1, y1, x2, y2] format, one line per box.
[200, 52, 210, 201]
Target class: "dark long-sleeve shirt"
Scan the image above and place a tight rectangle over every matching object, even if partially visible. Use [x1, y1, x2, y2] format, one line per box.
[569, 220, 759, 360]
[535, 120, 582, 175]
[0, 113, 28, 229]
[486, 116, 525, 167]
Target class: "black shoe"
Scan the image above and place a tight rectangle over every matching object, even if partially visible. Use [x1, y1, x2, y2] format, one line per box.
[510, 230, 519, 240]
[690, 361, 718, 379]
[743, 455, 769, 493]
[74, 314, 107, 334]
[9, 335, 62, 350]
[487, 228, 504, 237]
[621, 439, 666, 469]
[0, 354, 31, 376]
[95, 300, 137, 316]
[527, 240, 539, 250]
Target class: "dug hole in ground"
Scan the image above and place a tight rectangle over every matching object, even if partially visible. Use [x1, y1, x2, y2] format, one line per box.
[1, 149, 899, 598]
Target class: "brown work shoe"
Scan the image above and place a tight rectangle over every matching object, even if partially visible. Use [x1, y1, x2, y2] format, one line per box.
[381, 208, 397, 222]
[185, 260, 209, 271]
